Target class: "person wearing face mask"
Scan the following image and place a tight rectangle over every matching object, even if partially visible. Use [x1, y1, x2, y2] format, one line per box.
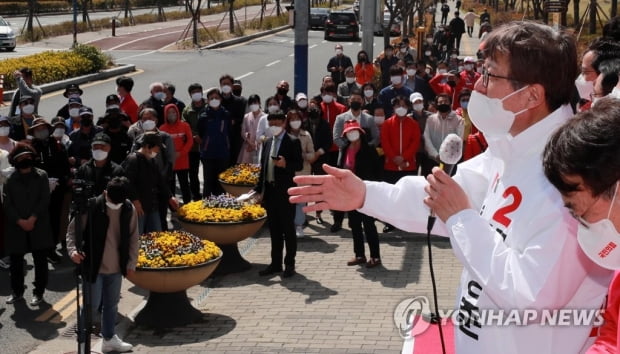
[9, 67, 42, 118]
[423, 93, 463, 167]
[355, 50, 375, 87]
[50, 117, 70, 150]
[409, 93, 433, 176]
[4, 143, 53, 306]
[429, 69, 460, 106]
[122, 132, 178, 234]
[319, 85, 346, 160]
[66, 176, 138, 353]
[294, 92, 310, 122]
[378, 65, 414, 117]
[197, 88, 231, 197]
[116, 76, 139, 123]
[327, 44, 354, 86]
[68, 108, 104, 168]
[290, 22, 608, 354]
[543, 99, 620, 353]
[379, 45, 399, 89]
[63, 97, 85, 132]
[286, 109, 314, 237]
[239, 94, 265, 164]
[337, 120, 382, 268]
[219, 74, 248, 167]
[56, 84, 84, 120]
[30, 118, 71, 265]
[141, 82, 166, 126]
[256, 96, 281, 152]
[159, 103, 193, 205]
[182, 83, 207, 201]
[0, 116, 17, 154]
[361, 83, 379, 113]
[337, 67, 359, 106]
[75, 133, 125, 197]
[9, 95, 41, 143]
[305, 101, 333, 225]
[254, 111, 302, 278]
[458, 57, 481, 101]
[397, 42, 414, 63]
[102, 110, 133, 165]
[269, 80, 293, 113]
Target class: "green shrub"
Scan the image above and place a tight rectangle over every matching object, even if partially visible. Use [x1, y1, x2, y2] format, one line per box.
[72, 43, 110, 71]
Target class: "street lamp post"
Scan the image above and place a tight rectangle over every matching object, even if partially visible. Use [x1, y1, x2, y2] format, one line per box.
[294, 0, 309, 96]
[73, 0, 78, 47]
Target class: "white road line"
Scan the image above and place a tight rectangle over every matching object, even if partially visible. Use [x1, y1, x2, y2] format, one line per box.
[106, 30, 185, 51]
[309, 44, 317, 49]
[266, 60, 281, 67]
[288, 53, 294, 57]
[236, 71, 254, 79]
[289, 40, 294, 44]
[115, 50, 158, 61]
[322, 40, 327, 43]
[279, 39, 288, 42]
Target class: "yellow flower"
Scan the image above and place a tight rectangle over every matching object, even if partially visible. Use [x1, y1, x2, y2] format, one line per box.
[219, 163, 260, 185]
[136, 231, 221, 269]
[177, 195, 266, 223]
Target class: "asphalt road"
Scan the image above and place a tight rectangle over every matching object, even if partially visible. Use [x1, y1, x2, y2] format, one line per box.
[0, 28, 366, 353]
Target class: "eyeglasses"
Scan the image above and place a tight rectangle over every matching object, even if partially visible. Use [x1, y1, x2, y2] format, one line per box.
[482, 66, 517, 88]
[590, 92, 605, 100]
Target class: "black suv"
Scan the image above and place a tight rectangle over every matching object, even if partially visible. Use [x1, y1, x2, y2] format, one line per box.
[324, 11, 359, 41]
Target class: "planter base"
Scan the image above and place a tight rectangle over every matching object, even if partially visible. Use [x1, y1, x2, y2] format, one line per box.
[213, 243, 251, 276]
[134, 291, 202, 328]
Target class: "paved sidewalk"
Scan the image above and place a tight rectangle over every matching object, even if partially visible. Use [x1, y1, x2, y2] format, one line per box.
[31, 212, 462, 353]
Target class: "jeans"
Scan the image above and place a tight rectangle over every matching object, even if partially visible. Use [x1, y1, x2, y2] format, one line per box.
[90, 272, 122, 339]
[138, 211, 162, 234]
[10, 250, 48, 296]
[294, 202, 307, 226]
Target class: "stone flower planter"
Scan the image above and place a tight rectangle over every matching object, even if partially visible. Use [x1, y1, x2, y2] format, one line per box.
[218, 180, 256, 197]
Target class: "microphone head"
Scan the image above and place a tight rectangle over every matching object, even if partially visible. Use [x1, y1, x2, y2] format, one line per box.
[439, 133, 463, 165]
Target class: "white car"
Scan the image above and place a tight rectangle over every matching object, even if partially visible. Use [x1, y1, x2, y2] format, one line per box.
[0, 17, 16, 52]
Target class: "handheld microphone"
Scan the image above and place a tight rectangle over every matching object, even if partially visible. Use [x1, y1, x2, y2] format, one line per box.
[425, 133, 462, 354]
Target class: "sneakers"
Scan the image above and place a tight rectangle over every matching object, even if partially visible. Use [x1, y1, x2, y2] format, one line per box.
[6, 293, 23, 304]
[295, 226, 305, 238]
[0, 256, 10, 270]
[30, 294, 43, 306]
[102, 335, 133, 353]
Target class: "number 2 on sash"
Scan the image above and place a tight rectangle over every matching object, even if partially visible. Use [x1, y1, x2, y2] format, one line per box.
[492, 186, 522, 228]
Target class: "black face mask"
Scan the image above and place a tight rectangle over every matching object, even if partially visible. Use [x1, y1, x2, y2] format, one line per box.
[447, 80, 457, 88]
[437, 104, 451, 113]
[359, 56, 367, 62]
[16, 158, 34, 170]
[232, 89, 242, 96]
[108, 118, 121, 129]
[350, 101, 362, 111]
[277, 88, 288, 96]
[309, 109, 320, 120]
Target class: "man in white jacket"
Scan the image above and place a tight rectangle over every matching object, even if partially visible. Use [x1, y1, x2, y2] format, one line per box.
[289, 21, 612, 353]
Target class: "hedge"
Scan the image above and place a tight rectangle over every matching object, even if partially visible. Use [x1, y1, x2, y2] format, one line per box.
[0, 44, 110, 91]
[0, 0, 181, 15]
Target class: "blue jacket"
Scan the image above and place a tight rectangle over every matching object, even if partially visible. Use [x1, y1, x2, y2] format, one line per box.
[197, 106, 231, 160]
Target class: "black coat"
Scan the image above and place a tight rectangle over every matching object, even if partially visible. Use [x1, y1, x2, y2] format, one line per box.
[337, 137, 381, 182]
[122, 152, 171, 213]
[254, 133, 303, 201]
[75, 159, 126, 197]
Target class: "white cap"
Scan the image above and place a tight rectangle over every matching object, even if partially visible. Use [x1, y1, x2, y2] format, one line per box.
[409, 92, 424, 103]
[295, 92, 308, 101]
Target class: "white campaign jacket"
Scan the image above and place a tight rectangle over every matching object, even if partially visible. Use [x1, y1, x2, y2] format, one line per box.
[360, 105, 613, 354]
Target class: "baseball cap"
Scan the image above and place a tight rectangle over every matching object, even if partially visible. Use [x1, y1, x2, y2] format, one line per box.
[295, 92, 308, 101]
[79, 107, 94, 117]
[50, 117, 65, 128]
[68, 97, 83, 106]
[410, 92, 424, 103]
[92, 132, 111, 146]
[19, 95, 34, 104]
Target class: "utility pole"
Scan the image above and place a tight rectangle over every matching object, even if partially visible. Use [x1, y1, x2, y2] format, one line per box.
[294, 0, 309, 95]
[229, 0, 235, 33]
[73, 0, 78, 46]
[361, 0, 376, 59]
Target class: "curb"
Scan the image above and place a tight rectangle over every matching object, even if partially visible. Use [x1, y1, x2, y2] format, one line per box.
[2, 64, 136, 102]
[201, 25, 291, 50]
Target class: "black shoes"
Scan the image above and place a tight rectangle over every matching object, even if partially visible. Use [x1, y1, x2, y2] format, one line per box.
[6, 293, 23, 304]
[315, 214, 324, 224]
[47, 253, 61, 265]
[258, 265, 282, 276]
[30, 294, 43, 306]
[383, 224, 395, 233]
[282, 267, 296, 278]
[330, 223, 342, 233]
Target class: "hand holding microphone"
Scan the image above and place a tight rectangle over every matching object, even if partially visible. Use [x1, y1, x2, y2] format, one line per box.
[425, 134, 471, 225]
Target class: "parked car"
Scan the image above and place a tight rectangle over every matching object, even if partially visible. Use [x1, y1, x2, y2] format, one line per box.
[374, 12, 401, 37]
[324, 11, 360, 41]
[310, 8, 330, 29]
[0, 16, 16, 52]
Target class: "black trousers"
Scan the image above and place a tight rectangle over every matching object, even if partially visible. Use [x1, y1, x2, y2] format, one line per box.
[170, 169, 192, 204]
[10, 249, 48, 296]
[201, 157, 228, 198]
[349, 210, 380, 259]
[188, 151, 202, 201]
[265, 183, 297, 268]
[328, 150, 345, 225]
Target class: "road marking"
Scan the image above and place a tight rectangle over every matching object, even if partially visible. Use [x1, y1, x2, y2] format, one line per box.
[288, 53, 294, 57]
[236, 71, 254, 80]
[106, 30, 185, 51]
[278, 39, 288, 42]
[309, 44, 317, 49]
[35, 291, 77, 322]
[321, 40, 327, 43]
[289, 40, 294, 44]
[266, 60, 281, 67]
[115, 50, 158, 61]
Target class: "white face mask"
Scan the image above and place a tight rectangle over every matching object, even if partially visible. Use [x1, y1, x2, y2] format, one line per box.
[574, 74, 594, 100]
[150, 151, 158, 159]
[390, 76, 402, 85]
[400, 47, 407, 53]
[425, 68, 431, 75]
[364, 90, 374, 98]
[395, 107, 408, 117]
[154, 91, 165, 100]
[374, 115, 385, 125]
[577, 183, 620, 269]
[437, 69, 447, 74]
[69, 108, 80, 117]
[269, 125, 283, 136]
[458, 66, 464, 72]
[53, 128, 65, 138]
[191, 92, 203, 102]
[297, 100, 308, 109]
[426, 38, 433, 44]
[468, 86, 529, 137]
[142, 120, 156, 131]
[406, 69, 416, 77]
[346, 130, 360, 142]
[249, 103, 260, 112]
[346, 77, 356, 84]
[335, 49, 343, 55]
[451, 54, 458, 59]
[92, 149, 108, 161]
[106, 200, 123, 210]
[268, 105, 280, 114]
[0, 127, 10, 137]
[221, 85, 232, 94]
[413, 103, 424, 112]
[464, 64, 474, 71]
[209, 98, 221, 108]
[322, 94, 334, 103]
[22, 104, 35, 115]
[425, 51, 432, 57]
[107, 104, 120, 110]
[289, 120, 302, 129]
